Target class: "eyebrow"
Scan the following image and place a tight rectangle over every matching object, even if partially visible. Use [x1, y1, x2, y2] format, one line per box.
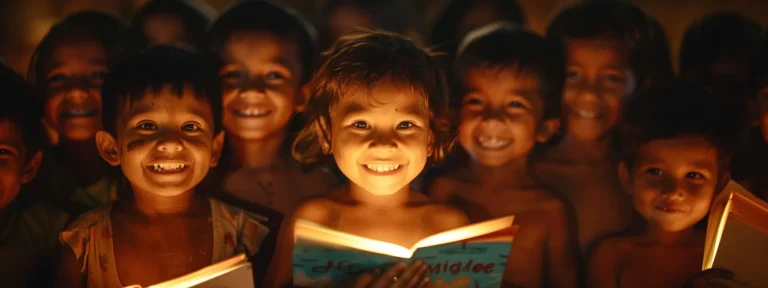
[506, 88, 538, 101]
[48, 57, 108, 71]
[338, 101, 426, 118]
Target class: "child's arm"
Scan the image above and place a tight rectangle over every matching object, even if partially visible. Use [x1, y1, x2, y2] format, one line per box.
[55, 244, 86, 288]
[546, 201, 580, 288]
[586, 239, 621, 288]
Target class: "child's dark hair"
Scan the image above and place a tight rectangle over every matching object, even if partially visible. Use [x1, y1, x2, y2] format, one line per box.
[454, 23, 564, 121]
[679, 13, 761, 84]
[292, 31, 451, 165]
[620, 82, 741, 174]
[27, 11, 125, 91]
[125, 0, 211, 53]
[320, 0, 409, 48]
[208, 0, 317, 84]
[430, 0, 525, 53]
[546, 1, 654, 91]
[748, 30, 768, 98]
[0, 64, 43, 159]
[101, 46, 222, 136]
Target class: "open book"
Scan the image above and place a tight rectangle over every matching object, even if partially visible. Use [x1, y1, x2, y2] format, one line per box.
[123, 254, 254, 288]
[293, 215, 516, 287]
[703, 180, 768, 288]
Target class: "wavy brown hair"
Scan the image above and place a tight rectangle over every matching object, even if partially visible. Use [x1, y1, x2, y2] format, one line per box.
[292, 30, 453, 166]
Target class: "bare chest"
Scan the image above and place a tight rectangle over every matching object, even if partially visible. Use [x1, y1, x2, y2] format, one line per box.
[618, 246, 702, 288]
[223, 168, 322, 214]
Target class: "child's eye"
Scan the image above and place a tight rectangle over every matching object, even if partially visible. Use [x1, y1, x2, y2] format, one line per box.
[182, 123, 200, 132]
[604, 74, 623, 84]
[220, 71, 242, 81]
[89, 72, 107, 82]
[685, 172, 704, 180]
[397, 121, 415, 130]
[507, 101, 525, 109]
[645, 168, 663, 176]
[0, 149, 13, 156]
[463, 98, 483, 106]
[47, 73, 67, 83]
[138, 122, 157, 131]
[266, 72, 286, 81]
[566, 69, 581, 82]
[352, 121, 370, 129]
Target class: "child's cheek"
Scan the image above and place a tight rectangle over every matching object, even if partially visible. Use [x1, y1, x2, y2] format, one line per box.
[126, 139, 148, 152]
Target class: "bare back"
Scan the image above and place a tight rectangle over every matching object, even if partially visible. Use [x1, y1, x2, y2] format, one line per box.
[430, 170, 579, 288]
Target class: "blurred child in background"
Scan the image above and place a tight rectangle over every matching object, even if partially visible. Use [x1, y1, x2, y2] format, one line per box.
[125, 0, 212, 53]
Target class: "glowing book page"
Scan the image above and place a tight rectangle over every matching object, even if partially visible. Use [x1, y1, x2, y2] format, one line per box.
[703, 180, 768, 288]
[123, 254, 254, 288]
[293, 216, 515, 287]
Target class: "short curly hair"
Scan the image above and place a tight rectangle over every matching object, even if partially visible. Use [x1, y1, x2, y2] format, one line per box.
[292, 31, 452, 165]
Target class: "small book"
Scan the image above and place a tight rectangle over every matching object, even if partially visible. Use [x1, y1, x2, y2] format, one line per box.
[123, 254, 254, 288]
[293, 215, 516, 287]
[703, 180, 768, 288]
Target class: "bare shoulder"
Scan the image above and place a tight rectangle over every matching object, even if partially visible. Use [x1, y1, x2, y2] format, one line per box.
[421, 202, 470, 231]
[292, 194, 341, 225]
[428, 173, 464, 201]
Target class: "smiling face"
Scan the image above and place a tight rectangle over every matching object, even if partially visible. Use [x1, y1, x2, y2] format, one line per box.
[328, 81, 431, 196]
[458, 68, 555, 167]
[621, 136, 721, 232]
[43, 40, 107, 142]
[563, 39, 635, 141]
[98, 86, 223, 197]
[219, 31, 304, 140]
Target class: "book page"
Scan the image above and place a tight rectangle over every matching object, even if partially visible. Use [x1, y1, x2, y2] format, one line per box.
[411, 216, 515, 251]
[146, 254, 253, 288]
[711, 216, 768, 288]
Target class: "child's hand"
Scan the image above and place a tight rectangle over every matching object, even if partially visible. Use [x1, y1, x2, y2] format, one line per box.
[684, 269, 744, 288]
[352, 260, 430, 288]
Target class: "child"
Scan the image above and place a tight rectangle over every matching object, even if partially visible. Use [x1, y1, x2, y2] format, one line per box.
[56, 46, 269, 287]
[267, 31, 470, 287]
[27, 11, 126, 216]
[429, 24, 578, 288]
[320, 0, 408, 50]
[0, 64, 69, 287]
[125, 0, 211, 53]
[587, 82, 740, 288]
[429, 0, 525, 59]
[205, 0, 337, 217]
[535, 1, 655, 253]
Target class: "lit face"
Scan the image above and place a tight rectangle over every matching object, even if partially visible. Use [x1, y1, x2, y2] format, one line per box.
[621, 137, 721, 232]
[328, 82, 431, 195]
[0, 120, 40, 211]
[99, 86, 223, 197]
[43, 40, 107, 142]
[143, 13, 193, 50]
[219, 31, 304, 140]
[458, 68, 554, 167]
[563, 39, 636, 141]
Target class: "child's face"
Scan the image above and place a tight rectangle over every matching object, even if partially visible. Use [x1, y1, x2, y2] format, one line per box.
[97, 86, 223, 197]
[43, 40, 107, 142]
[328, 81, 431, 195]
[143, 13, 193, 50]
[458, 68, 555, 167]
[563, 39, 635, 141]
[219, 31, 304, 141]
[620, 137, 720, 232]
[0, 120, 41, 210]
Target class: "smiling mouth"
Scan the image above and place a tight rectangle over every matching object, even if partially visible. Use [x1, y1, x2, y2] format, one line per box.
[476, 136, 512, 150]
[655, 205, 685, 213]
[147, 163, 189, 173]
[573, 110, 602, 119]
[233, 108, 272, 117]
[61, 109, 99, 118]
[363, 164, 402, 174]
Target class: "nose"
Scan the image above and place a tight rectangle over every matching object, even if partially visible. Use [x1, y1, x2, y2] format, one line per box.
[65, 86, 89, 102]
[660, 180, 686, 201]
[574, 83, 601, 102]
[238, 78, 269, 99]
[368, 129, 398, 152]
[481, 106, 506, 122]
[156, 131, 184, 152]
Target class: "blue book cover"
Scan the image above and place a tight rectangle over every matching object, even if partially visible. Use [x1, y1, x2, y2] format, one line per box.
[292, 216, 516, 287]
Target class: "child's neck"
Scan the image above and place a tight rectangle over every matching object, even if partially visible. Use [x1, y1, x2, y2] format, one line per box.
[227, 132, 285, 169]
[54, 138, 111, 186]
[468, 156, 534, 187]
[348, 183, 411, 209]
[644, 223, 699, 246]
[129, 187, 206, 217]
[559, 134, 616, 162]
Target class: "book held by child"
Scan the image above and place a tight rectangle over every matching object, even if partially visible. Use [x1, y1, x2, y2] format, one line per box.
[123, 254, 254, 288]
[292, 215, 516, 287]
[704, 180, 768, 288]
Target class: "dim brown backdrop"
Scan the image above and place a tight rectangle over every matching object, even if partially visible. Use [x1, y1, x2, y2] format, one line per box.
[1, 0, 767, 78]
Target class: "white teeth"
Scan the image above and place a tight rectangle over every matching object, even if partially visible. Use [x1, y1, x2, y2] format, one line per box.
[365, 164, 400, 173]
[575, 110, 599, 119]
[235, 108, 270, 116]
[477, 136, 511, 149]
[149, 163, 188, 172]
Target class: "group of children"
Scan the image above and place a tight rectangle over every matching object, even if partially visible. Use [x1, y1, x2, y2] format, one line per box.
[0, 0, 766, 287]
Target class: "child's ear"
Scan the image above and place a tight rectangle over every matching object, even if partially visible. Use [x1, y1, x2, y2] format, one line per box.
[295, 82, 311, 113]
[41, 118, 59, 145]
[95, 130, 121, 166]
[316, 118, 331, 154]
[535, 118, 561, 143]
[20, 151, 43, 184]
[426, 131, 435, 157]
[618, 161, 633, 195]
[210, 130, 226, 167]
